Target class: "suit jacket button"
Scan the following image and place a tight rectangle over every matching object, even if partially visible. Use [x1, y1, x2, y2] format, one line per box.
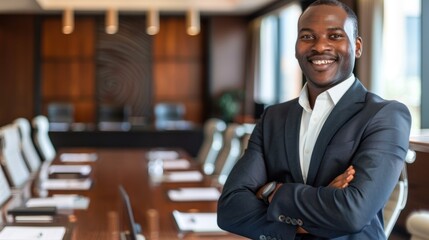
[291, 218, 298, 225]
[278, 215, 286, 222]
[297, 219, 303, 226]
[285, 216, 292, 224]
[259, 235, 267, 240]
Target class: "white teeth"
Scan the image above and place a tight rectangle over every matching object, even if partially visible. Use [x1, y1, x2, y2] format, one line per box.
[312, 59, 334, 65]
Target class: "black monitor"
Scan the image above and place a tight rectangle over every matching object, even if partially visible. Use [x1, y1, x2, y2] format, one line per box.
[119, 185, 145, 240]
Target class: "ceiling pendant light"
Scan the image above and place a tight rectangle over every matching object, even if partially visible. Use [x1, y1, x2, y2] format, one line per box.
[106, 8, 118, 34]
[62, 7, 74, 34]
[186, 8, 200, 36]
[146, 8, 159, 35]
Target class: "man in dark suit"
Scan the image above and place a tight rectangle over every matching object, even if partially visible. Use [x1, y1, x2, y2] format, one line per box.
[217, 0, 411, 239]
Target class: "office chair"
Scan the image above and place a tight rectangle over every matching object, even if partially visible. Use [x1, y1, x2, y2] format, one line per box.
[214, 123, 246, 185]
[239, 123, 256, 157]
[0, 124, 31, 188]
[0, 168, 12, 223]
[383, 148, 416, 238]
[97, 104, 131, 131]
[154, 102, 186, 129]
[406, 210, 429, 240]
[32, 115, 56, 162]
[196, 118, 227, 175]
[47, 102, 74, 131]
[13, 118, 42, 173]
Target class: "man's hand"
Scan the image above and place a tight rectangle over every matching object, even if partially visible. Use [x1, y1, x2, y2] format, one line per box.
[255, 166, 355, 234]
[329, 165, 355, 189]
[297, 166, 355, 234]
[256, 166, 355, 201]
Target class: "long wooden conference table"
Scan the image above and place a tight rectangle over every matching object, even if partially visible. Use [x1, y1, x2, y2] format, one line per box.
[10, 148, 246, 240]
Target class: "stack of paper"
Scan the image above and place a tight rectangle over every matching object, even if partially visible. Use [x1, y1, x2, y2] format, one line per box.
[48, 165, 92, 175]
[40, 178, 92, 190]
[146, 150, 179, 160]
[163, 171, 203, 182]
[60, 153, 98, 162]
[0, 226, 66, 240]
[168, 187, 220, 201]
[162, 159, 190, 170]
[172, 210, 225, 233]
[26, 194, 90, 210]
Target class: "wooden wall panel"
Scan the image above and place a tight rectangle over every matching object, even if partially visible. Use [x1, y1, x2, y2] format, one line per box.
[0, 15, 35, 126]
[42, 17, 95, 58]
[40, 16, 96, 123]
[153, 17, 204, 124]
[153, 17, 202, 59]
[42, 61, 95, 99]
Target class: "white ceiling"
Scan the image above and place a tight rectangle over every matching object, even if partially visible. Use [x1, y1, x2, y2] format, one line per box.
[0, 0, 277, 14]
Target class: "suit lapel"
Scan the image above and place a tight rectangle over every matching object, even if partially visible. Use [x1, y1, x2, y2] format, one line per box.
[306, 80, 367, 185]
[284, 102, 305, 183]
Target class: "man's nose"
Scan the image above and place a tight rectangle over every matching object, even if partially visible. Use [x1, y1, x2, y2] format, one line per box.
[311, 37, 332, 53]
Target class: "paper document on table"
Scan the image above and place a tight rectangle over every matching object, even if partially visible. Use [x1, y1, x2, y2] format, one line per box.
[163, 159, 190, 170]
[40, 178, 92, 190]
[26, 195, 90, 210]
[0, 226, 66, 240]
[60, 153, 98, 162]
[48, 165, 92, 175]
[172, 210, 225, 233]
[164, 171, 203, 182]
[168, 187, 221, 201]
[146, 150, 179, 160]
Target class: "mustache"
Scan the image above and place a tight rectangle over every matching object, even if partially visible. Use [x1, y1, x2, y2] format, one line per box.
[307, 53, 337, 59]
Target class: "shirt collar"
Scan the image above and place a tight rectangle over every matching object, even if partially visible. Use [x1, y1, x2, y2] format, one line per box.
[298, 74, 355, 111]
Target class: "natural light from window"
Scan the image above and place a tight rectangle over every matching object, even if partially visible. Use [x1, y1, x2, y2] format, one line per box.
[381, 0, 421, 131]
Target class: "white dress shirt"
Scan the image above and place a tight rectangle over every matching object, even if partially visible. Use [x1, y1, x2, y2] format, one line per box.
[298, 75, 355, 183]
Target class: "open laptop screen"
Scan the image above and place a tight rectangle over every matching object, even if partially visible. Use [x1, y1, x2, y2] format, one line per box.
[119, 185, 144, 240]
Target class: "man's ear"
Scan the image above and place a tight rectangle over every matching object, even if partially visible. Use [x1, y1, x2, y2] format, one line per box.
[355, 36, 363, 58]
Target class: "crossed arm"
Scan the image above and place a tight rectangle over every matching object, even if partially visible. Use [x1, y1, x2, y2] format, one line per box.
[256, 165, 356, 234]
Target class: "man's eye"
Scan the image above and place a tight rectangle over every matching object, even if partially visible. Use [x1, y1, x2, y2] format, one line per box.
[330, 34, 343, 39]
[300, 35, 314, 40]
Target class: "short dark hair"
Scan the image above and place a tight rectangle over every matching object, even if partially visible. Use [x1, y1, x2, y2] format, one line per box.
[306, 0, 359, 39]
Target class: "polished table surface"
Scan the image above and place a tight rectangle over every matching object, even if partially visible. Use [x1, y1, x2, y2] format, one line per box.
[39, 148, 245, 240]
[409, 129, 429, 152]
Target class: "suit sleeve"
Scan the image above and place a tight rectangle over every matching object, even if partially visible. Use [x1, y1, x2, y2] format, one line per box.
[217, 109, 298, 239]
[267, 101, 411, 238]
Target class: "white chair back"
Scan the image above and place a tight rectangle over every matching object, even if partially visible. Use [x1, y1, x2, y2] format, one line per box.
[197, 118, 226, 175]
[0, 124, 31, 187]
[32, 115, 56, 162]
[14, 118, 42, 172]
[383, 149, 416, 237]
[215, 123, 246, 185]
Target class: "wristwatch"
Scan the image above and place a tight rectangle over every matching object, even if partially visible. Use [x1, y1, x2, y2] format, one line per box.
[261, 181, 277, 204]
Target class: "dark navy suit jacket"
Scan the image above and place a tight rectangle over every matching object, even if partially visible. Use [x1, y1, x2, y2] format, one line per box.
[217, 79, 411, 240]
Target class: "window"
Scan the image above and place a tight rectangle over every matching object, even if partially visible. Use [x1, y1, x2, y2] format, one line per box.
[379, 0, 421, 130]
[254, 2, 302, 106]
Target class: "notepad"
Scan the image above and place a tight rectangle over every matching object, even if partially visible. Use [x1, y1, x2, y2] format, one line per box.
[60, 153, 98, 162]
[48, 165, 92, 175]
[172, 210, 225, 233]
[163, 171, 203, 182]
[0, 226, 66, 240]
[168, 187, 221, 201]
[146, 150, 179, 160]
[40, 178, 92, 190]
[26, 195, 90, 210]
[162, 159, 190, 170]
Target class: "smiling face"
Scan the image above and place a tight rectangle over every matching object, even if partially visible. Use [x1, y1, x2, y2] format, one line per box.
[295, 4, 362, 96]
